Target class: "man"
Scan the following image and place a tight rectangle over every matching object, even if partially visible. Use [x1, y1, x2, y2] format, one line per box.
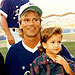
[5, 2, 42, 75]
[5, 2, 75, 75]
[0, 0, 29, 49]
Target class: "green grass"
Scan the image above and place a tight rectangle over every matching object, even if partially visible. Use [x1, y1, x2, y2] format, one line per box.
[62, 42, 75, 57]
[0, 40, 6, 44]
[0, 42, 75, 61]
[0, 47, 8, 60]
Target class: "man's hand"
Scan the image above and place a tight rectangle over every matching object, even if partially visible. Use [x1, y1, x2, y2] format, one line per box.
[7, 34, 15, 45]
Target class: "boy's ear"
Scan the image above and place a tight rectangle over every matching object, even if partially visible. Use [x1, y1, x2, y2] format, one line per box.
[42, 42, 47, 49]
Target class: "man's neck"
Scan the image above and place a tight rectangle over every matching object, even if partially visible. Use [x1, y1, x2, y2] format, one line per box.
[23, 34, 40, 49]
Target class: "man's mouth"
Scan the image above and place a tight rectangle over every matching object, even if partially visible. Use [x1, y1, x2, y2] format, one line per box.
[27, 27, 36, 30]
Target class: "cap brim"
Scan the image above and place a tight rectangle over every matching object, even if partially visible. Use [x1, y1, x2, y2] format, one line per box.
[21, 6, 42, 16]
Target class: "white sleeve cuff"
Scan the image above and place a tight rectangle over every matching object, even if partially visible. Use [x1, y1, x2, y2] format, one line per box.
[0, 10, 8, 18]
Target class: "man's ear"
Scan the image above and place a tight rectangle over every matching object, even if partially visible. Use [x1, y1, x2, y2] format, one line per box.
[19, 21, 23, 29]
[42, 42, 47, 49]
[40, 25, 42, 28]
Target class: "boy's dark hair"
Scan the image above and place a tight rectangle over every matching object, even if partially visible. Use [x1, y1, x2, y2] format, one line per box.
[38, 27, 62, 54]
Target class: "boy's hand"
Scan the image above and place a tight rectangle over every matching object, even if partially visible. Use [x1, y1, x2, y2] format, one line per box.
[55, 55, 67, 65]
[55, 55, 74, 75]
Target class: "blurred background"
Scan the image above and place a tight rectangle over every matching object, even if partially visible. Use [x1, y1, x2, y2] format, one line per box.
[0, 0, 75, 60]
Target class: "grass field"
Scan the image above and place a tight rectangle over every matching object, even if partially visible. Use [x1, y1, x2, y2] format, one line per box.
[62, 42, 75, 57]
[0, 47, 8, 60]
[0, 41, 75, 61]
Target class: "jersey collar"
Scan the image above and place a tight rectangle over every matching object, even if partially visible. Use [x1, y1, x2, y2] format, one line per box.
[22, 40, 40, 53]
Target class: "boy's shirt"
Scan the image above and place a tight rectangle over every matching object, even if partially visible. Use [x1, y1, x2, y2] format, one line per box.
[30, 52, 75, 75]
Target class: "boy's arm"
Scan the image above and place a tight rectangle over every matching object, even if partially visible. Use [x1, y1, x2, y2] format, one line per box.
[55, 55, 75, 75]
[62, 61, 74, 75]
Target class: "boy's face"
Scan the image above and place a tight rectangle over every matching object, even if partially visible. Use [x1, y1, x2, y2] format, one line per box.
[43, 34, 62, 55]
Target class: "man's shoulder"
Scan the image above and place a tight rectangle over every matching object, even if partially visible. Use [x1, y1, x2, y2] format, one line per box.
[11, 41, 22, 47]
[6, 41, 23, 57]
[8, 41, 22, 51]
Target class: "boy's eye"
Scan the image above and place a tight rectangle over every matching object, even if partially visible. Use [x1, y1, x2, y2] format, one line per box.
[51, 41, 55, 43]
[58, 41, 61, 43]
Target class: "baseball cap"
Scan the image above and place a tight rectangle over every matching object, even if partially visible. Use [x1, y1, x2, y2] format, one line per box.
[19, 2, 42, 17]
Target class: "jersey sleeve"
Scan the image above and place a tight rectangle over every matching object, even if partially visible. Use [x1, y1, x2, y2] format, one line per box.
[0, 0, 10, 18]
[61, 44, 75, 62]
[69, 60, 75, 74]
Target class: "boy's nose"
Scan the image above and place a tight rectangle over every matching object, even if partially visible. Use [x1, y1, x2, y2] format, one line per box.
[55, 43, 59, 47]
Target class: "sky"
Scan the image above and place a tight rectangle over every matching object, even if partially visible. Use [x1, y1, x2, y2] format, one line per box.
[0, 0, 1, 3]
[30, 0, 75, 17]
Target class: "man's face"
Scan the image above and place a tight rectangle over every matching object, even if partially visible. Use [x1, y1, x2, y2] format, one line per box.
[20, 11, 41, 37]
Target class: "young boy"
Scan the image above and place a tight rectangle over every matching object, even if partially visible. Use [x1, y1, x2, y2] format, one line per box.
[30, 27, 75, 75]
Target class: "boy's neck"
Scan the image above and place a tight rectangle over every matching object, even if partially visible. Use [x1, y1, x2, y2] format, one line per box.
[46, 53, 56, 62]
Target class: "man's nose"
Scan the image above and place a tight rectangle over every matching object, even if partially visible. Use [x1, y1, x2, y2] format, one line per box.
[29, 20, 34, 25]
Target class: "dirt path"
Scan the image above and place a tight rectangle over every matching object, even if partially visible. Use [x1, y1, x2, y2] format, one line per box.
[0, 43, 7, 48]
[63, 33, 75, 42]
